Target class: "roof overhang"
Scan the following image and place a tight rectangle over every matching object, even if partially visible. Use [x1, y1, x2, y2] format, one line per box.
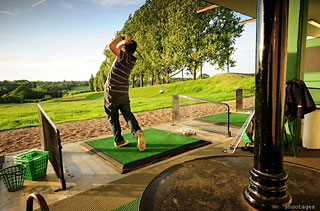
[203, 0, 320, 38]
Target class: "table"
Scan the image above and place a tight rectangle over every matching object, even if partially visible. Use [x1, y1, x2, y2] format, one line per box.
[139, 156, 320, 211]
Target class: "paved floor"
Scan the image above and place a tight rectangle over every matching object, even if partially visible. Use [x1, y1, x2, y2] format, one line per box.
[0, 121, 319, 211]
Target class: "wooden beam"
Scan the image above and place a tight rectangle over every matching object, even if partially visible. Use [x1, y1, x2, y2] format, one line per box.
[197, 4, 219, 13]
[238, 18, 256, 25]
[308, 19, 320, 29]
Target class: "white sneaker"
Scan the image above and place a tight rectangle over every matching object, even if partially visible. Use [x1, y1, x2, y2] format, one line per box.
[114, 140, 129, 148]
[137, 131, 146, 151]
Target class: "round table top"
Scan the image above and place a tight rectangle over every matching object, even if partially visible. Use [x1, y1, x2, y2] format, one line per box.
[139, 156, 320, 211]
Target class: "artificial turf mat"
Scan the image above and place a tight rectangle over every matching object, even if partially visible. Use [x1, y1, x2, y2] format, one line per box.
[82, 128, 210, 173]
[197, 112, 250, 126]
[112, 198, 140, 211]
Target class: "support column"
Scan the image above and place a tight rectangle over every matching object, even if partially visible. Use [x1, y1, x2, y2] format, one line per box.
[286, 0, 308, 81]
[243, 0, 292, 210]
[286, 0, 309, 145]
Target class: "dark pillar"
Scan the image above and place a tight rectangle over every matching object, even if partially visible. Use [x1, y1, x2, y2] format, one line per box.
[243, 0, 292, 210]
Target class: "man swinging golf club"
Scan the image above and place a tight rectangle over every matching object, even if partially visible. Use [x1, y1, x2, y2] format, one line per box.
[104, 34, 146, 151]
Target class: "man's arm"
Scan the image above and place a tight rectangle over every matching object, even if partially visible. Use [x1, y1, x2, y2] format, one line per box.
[108, 35, 127, 58]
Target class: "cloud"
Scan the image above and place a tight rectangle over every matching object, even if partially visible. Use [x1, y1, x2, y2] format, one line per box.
[0, 9, 21, 15]
[59, 1, 74, 9]
[89, 0, 144, 6]
[0, 0, 47, 15]
[31, 0, 46, 8]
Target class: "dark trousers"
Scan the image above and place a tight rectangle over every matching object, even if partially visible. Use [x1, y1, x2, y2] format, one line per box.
[104, 92, 141, 144]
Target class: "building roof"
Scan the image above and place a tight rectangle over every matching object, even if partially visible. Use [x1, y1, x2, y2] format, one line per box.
[203, 0, 320, 38]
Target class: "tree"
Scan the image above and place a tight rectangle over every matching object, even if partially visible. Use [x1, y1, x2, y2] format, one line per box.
[95, 0, 244, 85]
[0, 94, 23, 103]
[165, 0, 243, 80]
[0, 87, 8, 97]
[0, 80, 90, 103]
[93, 71, 101, 91]
[88, 74, 94, 92]
[10, 85, 34, 99]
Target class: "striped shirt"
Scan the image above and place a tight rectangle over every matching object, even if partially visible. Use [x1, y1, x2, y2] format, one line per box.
[105, 50, 136, 95]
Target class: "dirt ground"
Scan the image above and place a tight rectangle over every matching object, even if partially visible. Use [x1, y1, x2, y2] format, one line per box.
[0, 97, 254, 155]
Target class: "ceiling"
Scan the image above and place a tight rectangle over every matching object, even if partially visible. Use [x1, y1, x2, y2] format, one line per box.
[204, 0, 320, 38]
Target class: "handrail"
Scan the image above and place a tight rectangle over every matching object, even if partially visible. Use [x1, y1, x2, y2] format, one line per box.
[26, 192, 49, 211]
[308, 87, 320, 90]
[172, 94, 231, 137]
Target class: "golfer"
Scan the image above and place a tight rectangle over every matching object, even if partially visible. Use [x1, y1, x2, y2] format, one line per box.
[104, 34, 146, 151]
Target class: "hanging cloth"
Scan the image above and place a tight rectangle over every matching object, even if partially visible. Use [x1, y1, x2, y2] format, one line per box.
[285, 79, 316, 122]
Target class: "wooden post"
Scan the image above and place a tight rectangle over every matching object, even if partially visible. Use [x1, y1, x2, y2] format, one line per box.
[236, 89, 243, 111]
[172, 94, 180, 124]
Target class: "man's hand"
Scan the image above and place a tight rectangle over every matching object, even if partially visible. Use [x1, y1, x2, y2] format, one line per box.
[108, 35, 125, 58]
[121, 34, 130, 41]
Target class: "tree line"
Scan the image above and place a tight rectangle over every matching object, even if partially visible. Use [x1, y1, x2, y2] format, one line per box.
[0, 80, 89, 103]
[91, 0, 243, 91]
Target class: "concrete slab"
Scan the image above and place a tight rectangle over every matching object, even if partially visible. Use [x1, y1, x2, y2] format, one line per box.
[1, 121, 234, 211]
[1, 121, 319, 211]
[0, 137, 125, 211]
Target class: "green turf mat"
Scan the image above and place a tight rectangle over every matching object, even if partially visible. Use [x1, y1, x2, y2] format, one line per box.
[197, 112, 250, 126]
[246, 107, 255, 110]
[113, 198, 140, 211]
[86, 128, 205, 164]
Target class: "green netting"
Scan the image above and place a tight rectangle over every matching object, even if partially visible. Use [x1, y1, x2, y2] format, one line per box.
[113, 198, 140, 211]
[197, 112, 250, 126]
[86, 128, 201, 164]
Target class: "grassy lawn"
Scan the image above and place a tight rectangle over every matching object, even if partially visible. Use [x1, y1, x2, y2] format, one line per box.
[71, 86, 90, 91]
[0, 74, 254, 131]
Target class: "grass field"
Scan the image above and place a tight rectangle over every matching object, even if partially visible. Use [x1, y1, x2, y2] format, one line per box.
[71, 86, 90, 91]
[0, 74, 255, 131]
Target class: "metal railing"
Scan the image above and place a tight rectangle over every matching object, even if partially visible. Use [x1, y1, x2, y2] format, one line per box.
[172, 94, 231, 136]
[26, 192, 49, 211]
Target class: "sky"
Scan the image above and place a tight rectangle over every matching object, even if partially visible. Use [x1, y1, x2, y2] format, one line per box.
[0, 0, 256, 82]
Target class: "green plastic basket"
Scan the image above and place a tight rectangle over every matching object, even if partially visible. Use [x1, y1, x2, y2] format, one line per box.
[14, 151, 49, 181]
[0, 165, 26, 192]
